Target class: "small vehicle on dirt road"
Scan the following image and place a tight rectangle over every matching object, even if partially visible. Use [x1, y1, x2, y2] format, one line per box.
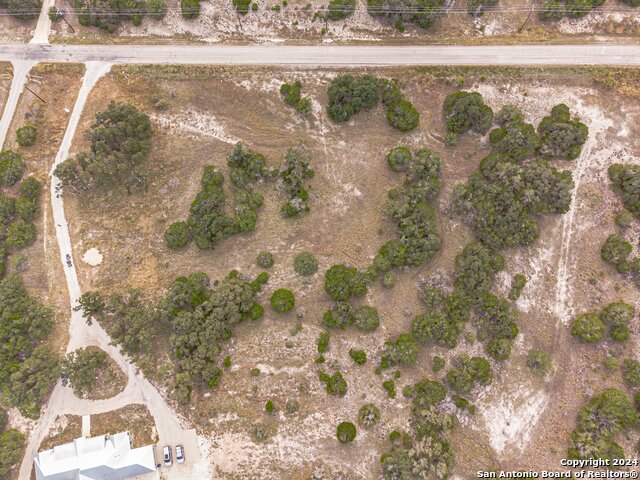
[176, 445, 185, 464]
[65, 254, 72, 267]
[163, 446, 172, 467]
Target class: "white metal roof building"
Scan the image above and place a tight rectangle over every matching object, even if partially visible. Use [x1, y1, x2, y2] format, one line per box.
[34, 431, 156, 480]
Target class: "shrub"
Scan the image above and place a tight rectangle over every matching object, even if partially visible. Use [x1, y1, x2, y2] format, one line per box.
[279, 81, 311, 115]
[181, 0, 201, 18]
[164, 221, 191, 249]
[538, 104, 588, 160]
[467, 0, 498, 14]
[147, 0, 168, 19]
[15, 198, 38, 222]
[366, 0, 446, 29]
[0, 151, 24, 187]
[526, 350, 552, 376]
[265, 400, 275, 414]
[324, 264, 366, 301]
[445, 356, 492, 394]
[0, 429, 25, 478]
[508, 273, 527, 301]
[358, 403, 381, 428]
[381, 333, 418, 368]
[336, 421, 357, 443]
[294, 252, 318, 276]
[539, 0, 565, 20]
[18, 177, 41, 201]
[16, 125, 37, 147]
[622, 359, 640, 388]
[381, 271, 395, 288]
[489, 121, 540, 162]
[323, 301, 354, 329]
[600, 301, 633, 329]
[279, 148, 314, 217]
[285, 399, 299, 413]
[432, 356, 445, 372]
[571, 313, 605, 344]
[442, 91, 493, 135]
[317, 331, 330, 353]
[615, 209, 633, 229]
[327, 0, 356, 19]
[387, 146, 412, 172]
[353, 305, 380, 332]
[257, 251, 274, 268]
[601, 233, 632, 273]
[383, 379, 396, 398]
[319, 371, 347, 396]
[495, 104, 524, 126]
[611, 326, 630, 343]
[412, 311, 461, 349]
[386, 100, 420, 132]
[608, 163, 640, 219]
[270, 289, 295, 313]
[349, 349, 367, 365]
[453, 242, 504, 304]
[5, 220, 36, 250]
[487, 338, 512, 361]
[327, 75, 379, 122]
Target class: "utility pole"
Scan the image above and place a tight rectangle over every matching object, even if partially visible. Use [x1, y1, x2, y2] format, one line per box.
[25, 86, 47, 104]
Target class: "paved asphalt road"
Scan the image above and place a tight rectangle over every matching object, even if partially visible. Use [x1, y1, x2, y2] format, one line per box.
[1, 43, 640, 65]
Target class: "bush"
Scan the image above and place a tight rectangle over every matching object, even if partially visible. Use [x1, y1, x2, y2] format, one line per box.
[0, 151, 24, 187]
[467, 0, 498, 14]
[445, 356, 492, 394]
[257, 251, 274, 268]
[412, 310, 461, 349]
[539, 0, 565, 20]
[358, 403, 381, 428]
[323, 301, 354, 329]
[487, 338, 512, 361]
[0, 429, 25, 478]
[349, 349, 367, 365]
[353, 305, 380, 332]
[382, 379, 396, 398]
[279, 148, 313, 217]
[324, 264, 366, 301]
[336, 421, 357, 443]
[453, 242, 504, 304]
[164, 221, 191, 249]
[294, 252, 318, 276]
[432, 356, 445, 372]
[386, 100, 420, 132]
[381, 333, 418, 368]
[615, 209, 633, 229]
[571, 313, 605, 344]
[508, 273, 527, 301]
[5, 220, 36, 250]
[317, 331, 330, 353]
[366, 0, 446, 29]
[280, 81, 311, 115]
[319, 371, 347, 396]
[442, 91, 493, 135]
[489, 121, 540, 162]
[622, 359, 640, 388]
[608, 163, 640, 219]
[181, 0, 201, 18]
[495, 104, 524, 126]
[270, 289, 295, 313]
[265, 400, 275, 414]
[611, 325, 630, 342]
[601, 233, 632, 273]
[326, 0, 356, 19]
[18, 177, 41, 201]
[327, 75, 380, 122]
[600, 301, 633, 329]
[526, 350, 552, 376]
[538, 104, 588, 160]
[387, 146, 412, 172]
[16, 125, 37, 147]
[147, 0, 168, 19]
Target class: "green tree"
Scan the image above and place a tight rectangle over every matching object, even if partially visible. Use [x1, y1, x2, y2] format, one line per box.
[181, 0, 201, 18]
[539, 0, 565, 20]
[0, 151, 24, 187]
[279, 148, 314, 217]
[381, 333, 418, 368]
[387, 146, 412, 172]
[61, 348, 109, 398]
[0, 429, 25, 479]
[622, 359, 640, 388]
[336, 421, 357, 443]
[164, 221, 191, 250]
[293, 252, 318, 276]
[327, 75, 380, 122]
[16, 125, 37, 147]
[353, 305, 380, 332]
[270, 288, 295, 313]
[601, 233, 632, 273]
[367, 0, 446, 29]
[442, 91, 493, 135]
[349, 349, 367, 365]
[147, 0, 168, 19]
[538, 104, 588, 160]
[5, 220, 36, 250]
[324, 264, 366, 301]
[445, 356, 492, 394]
[608, 163, 640, 218]
[257, 251, 274, 268]
[358, 403, 380, 428]
[386, 99, 420, 132]
[571, 313, 605, 344]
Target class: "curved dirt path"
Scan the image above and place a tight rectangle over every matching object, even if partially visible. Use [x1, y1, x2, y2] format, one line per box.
[15, 62, 206, 479]
[0, 60, 35, 149]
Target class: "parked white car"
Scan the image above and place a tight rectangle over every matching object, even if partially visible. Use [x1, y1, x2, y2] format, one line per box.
[176, 445, 185, 464]
[163, 446, 172, 467]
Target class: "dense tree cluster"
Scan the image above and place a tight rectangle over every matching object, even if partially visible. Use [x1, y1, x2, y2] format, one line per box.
[165, 144, 272, 250]
[508, 273, 527, 301]
[0, 151, 24, 188]
[71, 0, 167, 31]
[324, 264, 367, 301]
[54, 102, 152, 193]
[0, 0, 41, 20]
[571, 301, 634, 344]
[475, 294, 518, 360]
[61, 347, 109, 398]
[322, 302, 380, 332]
[382, 379, 454, 479]
[381, 333, 418, 368]
[374, 147, 441, 280]
[537, 104, 588, 160]
[366, 0, 446, 30]
[445, 356, 492, 394]
[0, 275, 58, 419]
[277, 148, 314, 217]
[0, 414, 24, 480]
[568, 389, 637, 461]
[279, 81, 311, 115]
[539, 0, 607, 21]
[327, 75, 420, 131]
[609, 163, 640, 219]
[326, 0, 356, 20]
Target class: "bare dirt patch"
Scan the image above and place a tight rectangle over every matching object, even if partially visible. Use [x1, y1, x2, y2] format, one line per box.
[60, 65, 640, 478]
[90, 404, 158, 447]
[38, 414, 82, 452]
